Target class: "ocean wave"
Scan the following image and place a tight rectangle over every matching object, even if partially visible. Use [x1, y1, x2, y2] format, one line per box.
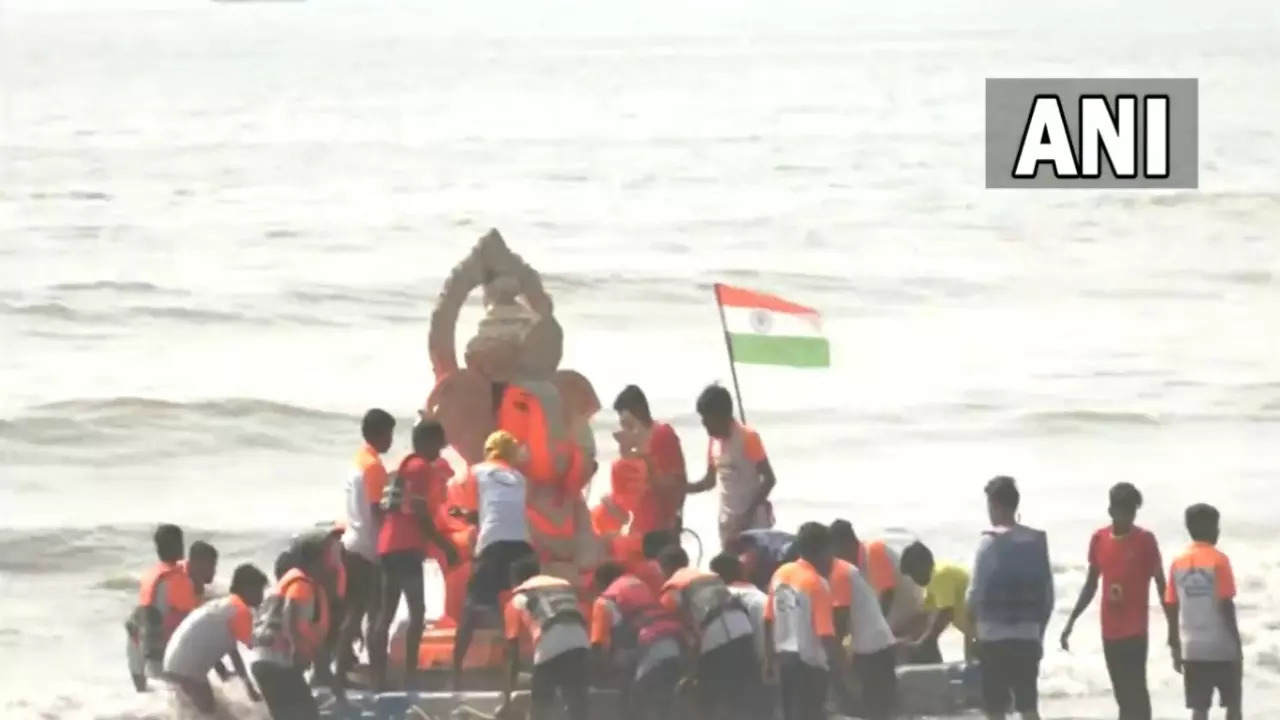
[0, 300, 339, 328]
[0, 397, 357, 456]
[47, 280, 180, 295]
[0, 525, 285, 576]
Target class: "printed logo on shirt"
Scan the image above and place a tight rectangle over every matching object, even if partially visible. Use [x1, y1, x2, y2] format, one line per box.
[1179, 568, 1216, 598]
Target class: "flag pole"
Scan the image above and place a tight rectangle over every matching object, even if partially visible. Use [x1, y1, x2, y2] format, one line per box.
[713, 283, 748, 424]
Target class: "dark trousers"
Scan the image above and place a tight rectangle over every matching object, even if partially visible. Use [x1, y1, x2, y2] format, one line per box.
[624, 656, 682, 720]
[531, 648, 590, 720]
[700, 635, 763, 720]
[779, 653, 828, 720]
[1103, 635, 1151, 720]
[251, 661, 319, 720]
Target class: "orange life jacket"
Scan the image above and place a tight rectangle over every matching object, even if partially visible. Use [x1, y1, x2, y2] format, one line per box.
[138, 562, 188, 637]
[600, 574, 684, 648]
[591, 494, 629, 537]
[609, 458, 647, 513]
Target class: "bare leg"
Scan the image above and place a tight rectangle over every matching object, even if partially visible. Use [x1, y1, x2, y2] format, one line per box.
[451, 607, 479, 691]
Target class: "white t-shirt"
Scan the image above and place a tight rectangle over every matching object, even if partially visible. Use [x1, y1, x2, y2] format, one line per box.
[845, 566, 896, 655]
[163, 597, 253, 681]
[728, 582, 769, 667]
[341, 457, 382, 561]
[474, 464, 529, 553]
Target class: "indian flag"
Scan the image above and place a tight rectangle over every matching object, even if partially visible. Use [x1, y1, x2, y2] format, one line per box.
[714, 283, 830, 368]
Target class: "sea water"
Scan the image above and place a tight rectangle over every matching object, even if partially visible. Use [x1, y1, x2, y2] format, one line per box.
[2, 0, 1278, 717]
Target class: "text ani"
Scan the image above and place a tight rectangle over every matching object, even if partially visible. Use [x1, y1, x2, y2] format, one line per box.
[1013, 94, 1170, 180]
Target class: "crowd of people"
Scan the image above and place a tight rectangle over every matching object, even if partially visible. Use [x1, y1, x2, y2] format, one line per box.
[123, 384, 1244, 720]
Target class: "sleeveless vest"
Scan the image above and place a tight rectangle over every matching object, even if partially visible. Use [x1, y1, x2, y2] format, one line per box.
[977, 528, 1051, 625]
[518, 581, 585, 634]
[678, 574, 746, 630]
[251, 569, 326, 666]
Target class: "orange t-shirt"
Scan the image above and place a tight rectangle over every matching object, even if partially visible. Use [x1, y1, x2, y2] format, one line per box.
[631, 423, 686, 534]
[858, 540, 897, 594]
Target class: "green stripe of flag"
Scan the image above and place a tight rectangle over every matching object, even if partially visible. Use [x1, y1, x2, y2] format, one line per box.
[728, 333, 830, 368]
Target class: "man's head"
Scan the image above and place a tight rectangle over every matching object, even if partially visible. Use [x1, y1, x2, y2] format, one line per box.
[642, 530, 677, 560]
[695, 384, 735, 439]
[412, 418, 447, 459]
[829, 519, 859, 563]
[1185, 503, 1220, 545]
[510, 556, 541, 587]
[657, 545, 690, 578]
[362, 408, 396, 454]
[899, 541, 935, 588]
[613, 385, 653, 433]
[985, 476, 1020, 526]
[1108, 482, 1143, 530]
[484, 430, 522, 465]
[154, 524, 185, 564]
[709, 553, 744, 584]
[273, 549, 297, 581]
[187, 541, 218, 587]
[794, 522, 832, 576]
[293, 536, 328, 578]
[593, 561, 626, 593]
[230, 563, 270, 607]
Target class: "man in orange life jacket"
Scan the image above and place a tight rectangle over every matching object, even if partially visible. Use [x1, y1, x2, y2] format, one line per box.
[367, 418, 460, 691]
[250, 535, 338, 720]
[685, 384, 778, 548]
[658, 545, 762, 720]
[612, 385, 688, 534]
[127, 523, 199, 692]
[498, 556, 591, 720]
[590, 561, 687, 720]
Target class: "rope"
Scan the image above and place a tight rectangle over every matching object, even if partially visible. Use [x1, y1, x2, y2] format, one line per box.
[680, 527, 704, 567]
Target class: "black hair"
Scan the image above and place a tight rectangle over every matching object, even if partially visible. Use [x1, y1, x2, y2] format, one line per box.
[899, 541, 934, 574]
[985, 475, 1021, 512]
[593, 561, 626, 591]
[510, 556, 541, 586]
[273, 550, 297, 580]
[154, 524, 185, 564]
[1185, 503, 1220, 542]
[612, 385, 652, 423]
[794, 522, 831, 560]
[230, 563, 269, 595]
[695, 384, 734, 418]
[1109, 482, 1143, 513]
[829, 519, 857, 545]
[642, 530, 677, 560]
[709, 553, 743, 583]
[657, 545, 690, 575]
[361, 408, 396, 443]
[412, 418, 445, 449]
[293, 536, 326, 571]
[189, 540, 218, 562]
[722, 534, 754, 555]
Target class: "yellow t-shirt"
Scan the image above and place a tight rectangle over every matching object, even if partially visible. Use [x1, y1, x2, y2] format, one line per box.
[923, 563, 972, 636]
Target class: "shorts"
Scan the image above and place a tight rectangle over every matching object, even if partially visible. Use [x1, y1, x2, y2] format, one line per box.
[978, 639, 1041, 714]
[530, 647, 590, 720]
[1184, 660, 1242, 711]
[251, 660, 319, 720]
[380, 549, 425, 586]
[466, 540, 535, 609]
[778, 653, 828, 720]
[855, 646, 899, 718]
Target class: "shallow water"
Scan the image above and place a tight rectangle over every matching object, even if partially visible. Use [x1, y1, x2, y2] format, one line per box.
[2, 0, 1279, 717]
